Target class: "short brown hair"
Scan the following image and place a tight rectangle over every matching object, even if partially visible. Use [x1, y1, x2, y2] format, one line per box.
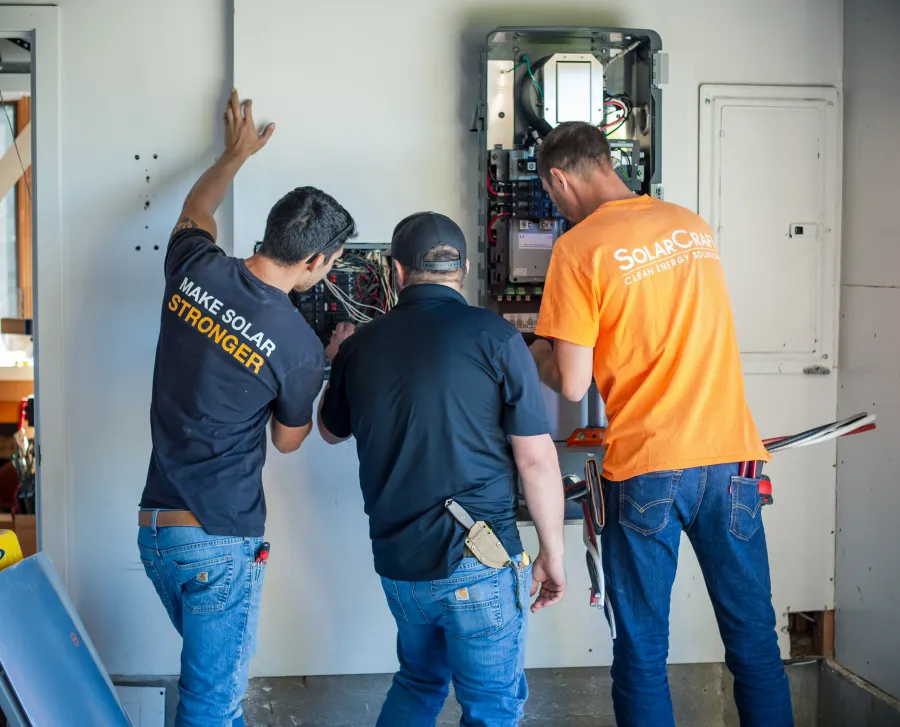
[536, 121, 612, 182]
[400, 244, 466, 287]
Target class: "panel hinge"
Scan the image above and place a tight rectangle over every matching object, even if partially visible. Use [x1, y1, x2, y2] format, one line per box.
[651, 184, 664, 200]
[803, 365, 831, 375]
[652, 52, 669, 87]
[471, 103, 485, 133]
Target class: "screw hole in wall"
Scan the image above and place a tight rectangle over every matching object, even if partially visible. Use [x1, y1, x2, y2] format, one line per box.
[153, 245, 159, 251]
[134, 154, 140, 160]
[135, 246, 141, 251]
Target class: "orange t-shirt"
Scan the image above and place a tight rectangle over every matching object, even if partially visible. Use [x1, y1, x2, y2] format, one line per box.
[535, 195, 769, 481]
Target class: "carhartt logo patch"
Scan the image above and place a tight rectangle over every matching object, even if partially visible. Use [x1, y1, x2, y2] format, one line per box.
[197, 572, 208, 583]
[455, 587, 470, 601]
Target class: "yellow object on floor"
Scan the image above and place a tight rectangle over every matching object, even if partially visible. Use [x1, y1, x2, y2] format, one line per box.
[0, 529, 23, 572]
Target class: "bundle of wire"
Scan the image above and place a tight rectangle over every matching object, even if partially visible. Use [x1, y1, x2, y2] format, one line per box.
[560, 411, 876, 500]
[602, 94, 632, 136]
[324, 252, 396, 324]
[763, 412, 876, 453]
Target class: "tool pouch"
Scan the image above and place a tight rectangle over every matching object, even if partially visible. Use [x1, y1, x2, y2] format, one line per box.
[465, 521, 513, 569]
[758, 475, 774, 505]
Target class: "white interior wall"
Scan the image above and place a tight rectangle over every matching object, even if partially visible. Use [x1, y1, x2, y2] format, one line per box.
[232, 0, 842, 676]
[835, 0, 900, 701]
[12, 0, 842, 677]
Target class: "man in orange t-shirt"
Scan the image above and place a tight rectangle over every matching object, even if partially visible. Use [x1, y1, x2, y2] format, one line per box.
[530, 121, 793, 727]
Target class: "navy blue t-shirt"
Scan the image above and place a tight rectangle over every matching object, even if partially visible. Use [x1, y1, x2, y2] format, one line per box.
[320, 284, 550, 582]
[140, 229, 325, 536]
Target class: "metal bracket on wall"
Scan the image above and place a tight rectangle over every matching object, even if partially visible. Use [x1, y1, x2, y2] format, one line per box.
[651, 184, 664, 200]
[652, 52, 669, 87]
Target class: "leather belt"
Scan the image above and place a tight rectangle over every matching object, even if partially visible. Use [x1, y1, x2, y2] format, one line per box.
[138, 510, 202, 528]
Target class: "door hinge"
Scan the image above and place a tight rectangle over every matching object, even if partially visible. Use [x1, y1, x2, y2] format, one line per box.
[803, 365, 831, 375]
[471, 103, 485, 133]
[652, 52, 669, 87]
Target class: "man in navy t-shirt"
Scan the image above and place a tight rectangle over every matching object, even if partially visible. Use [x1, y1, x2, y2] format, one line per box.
[137, 89, 356, 727]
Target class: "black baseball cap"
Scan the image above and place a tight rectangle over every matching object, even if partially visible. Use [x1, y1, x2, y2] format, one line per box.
[391, 212, 466, 271]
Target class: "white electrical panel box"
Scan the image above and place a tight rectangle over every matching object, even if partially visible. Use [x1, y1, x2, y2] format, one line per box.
[699, 85, 841, 374]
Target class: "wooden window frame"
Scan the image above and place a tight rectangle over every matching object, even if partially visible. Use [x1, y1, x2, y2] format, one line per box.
[15, 95, 30, 320]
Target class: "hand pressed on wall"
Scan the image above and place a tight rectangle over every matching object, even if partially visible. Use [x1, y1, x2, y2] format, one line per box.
[224, 88, 275, 160]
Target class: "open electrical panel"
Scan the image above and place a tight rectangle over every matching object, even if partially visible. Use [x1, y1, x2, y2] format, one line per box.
[475, 26, 666, 336]
[289, 243, 395, 347]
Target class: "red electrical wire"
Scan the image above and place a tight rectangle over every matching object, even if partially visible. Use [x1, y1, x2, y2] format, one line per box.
[488, 212, 510, 243]
[601, 113, 627, 131]
[762, 421, 876, 447]
[600, 100, 629, 131]
[487, 172, 509, 197]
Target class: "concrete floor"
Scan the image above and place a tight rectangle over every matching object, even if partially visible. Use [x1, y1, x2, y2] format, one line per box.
[117, 659, 900, 726]
[239, 662, 819, 727]
[243, 662, 816, 727]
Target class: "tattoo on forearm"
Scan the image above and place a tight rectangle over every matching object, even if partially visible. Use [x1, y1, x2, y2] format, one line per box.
[172, 216, 200, 235]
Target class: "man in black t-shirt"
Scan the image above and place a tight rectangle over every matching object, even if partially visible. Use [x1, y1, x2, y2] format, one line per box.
[318, 213, 567, 726]
[137, 89, 355, 727]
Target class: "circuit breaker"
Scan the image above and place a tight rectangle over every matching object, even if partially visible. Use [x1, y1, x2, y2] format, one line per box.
[287, 243, 394, 346]
[475, 26, 665, 331]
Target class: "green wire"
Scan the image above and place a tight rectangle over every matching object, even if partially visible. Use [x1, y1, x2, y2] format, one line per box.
[604, 118, 627, 137]
[507, 54, 543, 99]
[524, 54, 543, 99]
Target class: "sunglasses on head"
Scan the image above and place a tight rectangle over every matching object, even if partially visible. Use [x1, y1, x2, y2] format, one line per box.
[305, 222, 353, 264]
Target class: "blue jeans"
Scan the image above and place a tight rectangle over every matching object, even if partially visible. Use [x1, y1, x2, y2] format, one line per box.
[602, 463, 793, 727]
[138, 512, 266, 727]
[376, 556, 532, 727]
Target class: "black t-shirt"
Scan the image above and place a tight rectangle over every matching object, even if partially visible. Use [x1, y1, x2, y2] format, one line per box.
[140, 229, 325, 536]
[320, 284, 550, 582]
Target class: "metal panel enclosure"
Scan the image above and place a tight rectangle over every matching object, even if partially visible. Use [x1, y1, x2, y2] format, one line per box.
[0, 554, 133, 726]
[699, 85, 841, 374]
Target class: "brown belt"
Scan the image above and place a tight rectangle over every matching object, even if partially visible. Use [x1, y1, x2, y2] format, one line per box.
[138, 510, 202, 528]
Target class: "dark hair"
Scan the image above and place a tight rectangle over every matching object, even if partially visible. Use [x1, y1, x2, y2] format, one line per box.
[400, 245, 466, 287]
[536, 121, 612, 182]
[258, 186, 357, 266]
